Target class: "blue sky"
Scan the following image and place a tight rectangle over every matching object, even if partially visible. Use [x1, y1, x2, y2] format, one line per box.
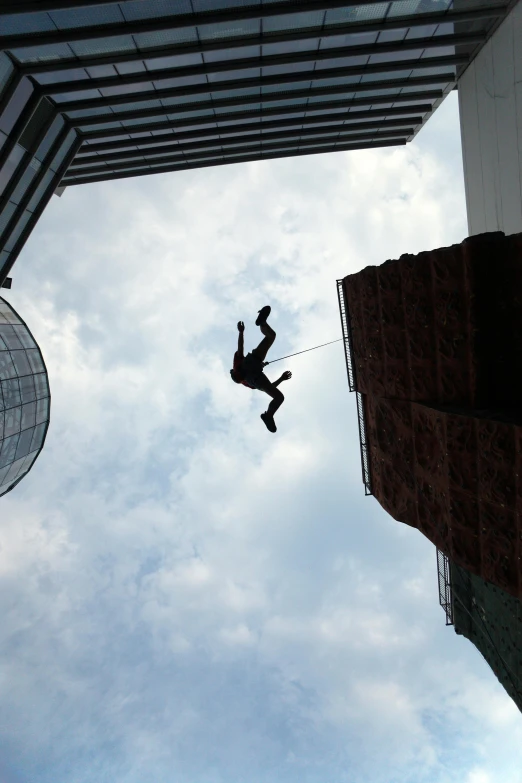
[1, 93, 521, 783]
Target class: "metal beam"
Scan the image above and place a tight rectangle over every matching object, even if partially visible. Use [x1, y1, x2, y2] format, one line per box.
[0, 0, 119, 12]
[62, 138, 405, 186]
[0, 0, 506, 48]
[39, 41, 474, 97]
[77, 102, 433, 143]
[76, 114, 421, 157]
[56, 61, 461, 113]
[0, 121, 71, 246]
[72, 88, 443, 130]
[15, 8, 502, 76]
[67, 127, 410, 175]
[0, 132, 82, 287]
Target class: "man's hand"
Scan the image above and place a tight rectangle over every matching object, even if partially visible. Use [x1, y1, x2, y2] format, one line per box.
[237, 321, 245, 333]
[280, 370, 292, 382]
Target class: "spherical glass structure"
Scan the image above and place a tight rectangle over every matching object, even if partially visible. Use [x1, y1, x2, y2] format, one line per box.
[0, 296, 50, 497]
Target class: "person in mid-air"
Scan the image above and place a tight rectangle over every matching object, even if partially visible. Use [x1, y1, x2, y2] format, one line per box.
[230, 306, 292, 433]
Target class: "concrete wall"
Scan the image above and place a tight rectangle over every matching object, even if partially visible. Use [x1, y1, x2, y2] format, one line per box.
[459, 1, 522, 236]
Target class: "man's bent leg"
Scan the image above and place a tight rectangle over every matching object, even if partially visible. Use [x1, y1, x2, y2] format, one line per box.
[252, 323, 276, 363]
[257, 373, 284, 416]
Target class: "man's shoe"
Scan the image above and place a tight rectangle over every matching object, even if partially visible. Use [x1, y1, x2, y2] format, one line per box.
[255, 305, 271, 326]
[261, 412, 277, 433]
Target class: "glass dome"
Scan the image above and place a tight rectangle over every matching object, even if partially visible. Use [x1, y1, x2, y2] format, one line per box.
[0, 296, 50, 497]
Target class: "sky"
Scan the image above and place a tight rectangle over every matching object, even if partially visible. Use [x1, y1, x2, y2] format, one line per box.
[1, 93, 522, 783]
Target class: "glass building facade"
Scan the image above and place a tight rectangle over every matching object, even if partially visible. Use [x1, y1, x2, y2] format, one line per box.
[0, 296, 50, 497]
[0, 0, 517, 288]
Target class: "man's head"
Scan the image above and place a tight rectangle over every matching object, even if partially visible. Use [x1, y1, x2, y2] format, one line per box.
[230, 369, 242, 384]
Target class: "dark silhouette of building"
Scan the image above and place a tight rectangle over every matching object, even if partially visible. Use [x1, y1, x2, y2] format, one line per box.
[0, 295, 50, 496]
[437, 549, 522, 712]
[338, 231, 522, 599]
[0, 0, 517, 288]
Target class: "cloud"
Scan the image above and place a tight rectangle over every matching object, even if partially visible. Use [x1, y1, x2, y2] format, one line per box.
[1, 94, 521, 783]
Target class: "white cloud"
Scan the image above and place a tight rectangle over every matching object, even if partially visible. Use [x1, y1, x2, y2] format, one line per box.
[1, 94, 521, 783]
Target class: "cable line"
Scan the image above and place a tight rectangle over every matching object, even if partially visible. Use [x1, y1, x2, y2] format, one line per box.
[265, 338, 342, 365]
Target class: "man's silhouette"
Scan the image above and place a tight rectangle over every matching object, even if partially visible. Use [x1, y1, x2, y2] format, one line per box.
[230, 306, 292, 433]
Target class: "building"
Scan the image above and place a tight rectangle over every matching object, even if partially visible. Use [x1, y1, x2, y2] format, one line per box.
[438, 549, 522, 712]
[338, 230, 522, 598]
[0, 0, 520, 290]
[0, 295, 50, 497]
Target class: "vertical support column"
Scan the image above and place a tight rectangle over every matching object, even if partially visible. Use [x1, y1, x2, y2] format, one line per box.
[458, 0, 522, 236]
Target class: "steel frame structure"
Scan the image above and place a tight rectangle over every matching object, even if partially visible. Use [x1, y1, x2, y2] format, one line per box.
[0, 0, 517, 286]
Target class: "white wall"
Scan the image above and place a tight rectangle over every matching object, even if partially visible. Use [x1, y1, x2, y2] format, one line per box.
[458, 0, 522, 236]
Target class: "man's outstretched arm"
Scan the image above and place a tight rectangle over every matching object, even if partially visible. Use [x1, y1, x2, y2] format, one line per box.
[272, 370, 292, 387]
[237, 321, 245, 357]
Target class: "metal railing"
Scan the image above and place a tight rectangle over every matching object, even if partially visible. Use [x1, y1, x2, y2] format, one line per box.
[437, 548, 454, 626]
[336, 278, 372, 495]
[336, 278, 355, 392]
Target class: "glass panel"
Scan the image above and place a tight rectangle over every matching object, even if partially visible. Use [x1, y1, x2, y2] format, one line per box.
[0, 77, 34, 136]
[0, 202, 17, 237]
[388, 0, 452, 16]
[263, 11, 326, 34]
[0, 411, 3, 440]
[13, 320, 36, 346]
[22, 450, 39, 472]
[192, 0, 258, 10]
[49, 5, 124, 29]
[35, 397, 49, 425]
[2, 377, 21, 409]
[0, 12, 55, 35]
[9, 162, 40, 206]
[70, 36, 137, 58]
[321, 32, 378, 49]
[34, 373, 49, 399]
[20, 375, 36, 404]
[115, 61, 147, 76]
[1, 454, 25, 486]
[15, 428, 34, 460]
[0, 144, 25, 196]
[0, 325, 23, 350]
[26, 170, 55, 213]
[11, 350, 31, 378]
[198, 19, 260, 41]
[30, 422, 46, 453]
[0, 464, 10, 486]
[0, 434, 18, 470]
[36, 115, 65, 162]
[122, 0, 192, 20]
[26, 349, 44, 374]
[369, 50, 422, 64]
[50, 130, 77, 173]
[134, 28, 198, 49]
[407, 24, 438, 39]
[378, 29, 408, 44]
[0, 52, 15, 100]
[147, 52, 203, 69]
[325, 4, 388, 25]
[5, 212, 33, 253]
[36, 68, 89, 86]
[100, 82, 155, 97]
[0, 351, 12, 385]
[4, 405, 21, 438]
[10, 43, 75, 64]
[21, 401, 36, 429]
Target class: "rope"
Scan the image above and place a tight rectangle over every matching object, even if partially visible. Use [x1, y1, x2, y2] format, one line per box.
[264, 338, 342, 365]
